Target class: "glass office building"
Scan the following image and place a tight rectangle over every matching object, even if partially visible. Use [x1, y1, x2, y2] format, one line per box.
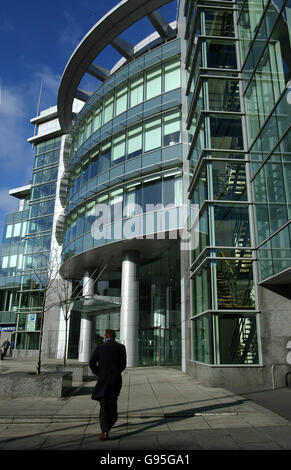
[1, 0, 290, 386]
[0, 107, 66, 355]
[183, 0, 291, 385]
[0, 186, 31, 344]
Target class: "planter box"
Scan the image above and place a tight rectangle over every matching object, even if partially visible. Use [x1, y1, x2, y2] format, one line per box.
[42, 364, 88, 386]
[0, 371, 73, 398]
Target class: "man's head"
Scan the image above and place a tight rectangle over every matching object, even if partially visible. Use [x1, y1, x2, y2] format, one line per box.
[105, 329, 116, 339]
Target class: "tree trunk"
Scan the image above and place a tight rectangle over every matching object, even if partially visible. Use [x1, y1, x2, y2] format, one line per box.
[36, 307, 45, 375]
[64, 315, 68, 366]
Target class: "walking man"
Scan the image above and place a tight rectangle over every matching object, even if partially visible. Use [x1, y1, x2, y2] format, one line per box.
[89, 329, 126, 440]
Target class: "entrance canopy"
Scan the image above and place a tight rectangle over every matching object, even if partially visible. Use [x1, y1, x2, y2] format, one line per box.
[72, 295, 120, 314]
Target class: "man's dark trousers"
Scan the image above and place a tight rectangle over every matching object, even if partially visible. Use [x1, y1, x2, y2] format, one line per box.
[99, 393, 118, 433]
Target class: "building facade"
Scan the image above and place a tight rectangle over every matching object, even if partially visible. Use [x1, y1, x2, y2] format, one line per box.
[1, 0, 290, 387]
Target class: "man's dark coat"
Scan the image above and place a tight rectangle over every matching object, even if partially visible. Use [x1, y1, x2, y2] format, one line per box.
[89, 339, 126, 401]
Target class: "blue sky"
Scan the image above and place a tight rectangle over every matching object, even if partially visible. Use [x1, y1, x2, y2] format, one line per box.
[0, 0, 178, 241]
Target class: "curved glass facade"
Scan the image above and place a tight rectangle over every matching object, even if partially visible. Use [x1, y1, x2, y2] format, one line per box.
[61, 39, 183, 265]
[60, 35, 183, 366]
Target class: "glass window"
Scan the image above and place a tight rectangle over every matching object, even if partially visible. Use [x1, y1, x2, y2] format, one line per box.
[124, 184, 142, 218]
[163, 175, 182, 206]
[192, 264, 211, 315]
[210, 115, 244, 150]
[146, 66, 162, 100]
[216, 258, 255, 310]
[127, 125, 143, 159]
[112, 133, 126, 165]
[192, 314, 212, 363]
[103, 94, 114, 123]
[163, 111, 181, 146]
[130, 75, 144, 107]
[144, 117, 162, 152]
[5, 225, 13, 238]
[212, 161, 247, 201]
[214, 204, 250, 246]
[206, 40, 237, 69]
[115, 86, 128, 116]
[84, 115, 92, 141]
[9, 255, 17, 268]
[110, 189, 123, 222]
[78, 124, 85, 147]
[89, 155, 99, 180]
[13, 223, 21, 237]
[93, 106, 102, 133]
[99, 141, 111, 173]
[143, 177, 162, 212]
[215, 313, 258, 363]
[164, 59, 181, 92]
[208, 78, 240, 112]
[204, 10, 234, 37]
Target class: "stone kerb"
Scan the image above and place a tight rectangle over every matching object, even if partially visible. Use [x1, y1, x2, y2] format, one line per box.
[0, 371, 73, 398]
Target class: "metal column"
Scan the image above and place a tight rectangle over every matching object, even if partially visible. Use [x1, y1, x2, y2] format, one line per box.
[78, 270, 94, 362]
[120, 250, 139, 367]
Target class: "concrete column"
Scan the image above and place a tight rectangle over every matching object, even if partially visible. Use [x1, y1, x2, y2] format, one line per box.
[78, 270, 94, 362]
[120, 250, 139, 367]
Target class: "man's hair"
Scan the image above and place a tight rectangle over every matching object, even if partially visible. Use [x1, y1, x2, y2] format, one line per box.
[105, 329, 116, 339]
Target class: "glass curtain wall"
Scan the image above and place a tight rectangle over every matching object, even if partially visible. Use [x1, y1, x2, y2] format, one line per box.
[68, 108, 181, 203]
[14, 137, 62, 350]
[139, 242, 181, 366]
[185, 0, 259, 365]
[63, 172, 183, 261]
[72, 57, 181, 154]
[238, 0, 291, 282]
[0, 205, 30, 331]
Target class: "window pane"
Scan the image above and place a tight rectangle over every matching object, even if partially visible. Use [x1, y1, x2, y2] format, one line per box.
[99, 142, 111, 172]
[115, 86, 127, 116]
[110, 189, 123, 221]
[127, 125, 143, 159]
[210, 115, 244, 150]
[164, 59, 180, 92]
[206, 40, 237, 69]
[13, 223, 21, 237]
[93, 107, 102, 132]
[214, 204, 250, 246]
[103, 95, 114, 123]
[144, 117, 161, 152]
[124, 185, 142, 217]
[112, 133, 126, 164]
[146, 66, 162, 100]
[5, 225, 13, 238]
[130, 75, 144, 107]
[163, 111, 181, 146]
[143, 179, 162, 211]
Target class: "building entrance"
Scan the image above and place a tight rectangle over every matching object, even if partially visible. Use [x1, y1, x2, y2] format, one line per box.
[139, 327, 181, 367]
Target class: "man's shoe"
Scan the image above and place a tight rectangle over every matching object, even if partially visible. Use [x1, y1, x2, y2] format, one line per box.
[99, 432, 109, 441]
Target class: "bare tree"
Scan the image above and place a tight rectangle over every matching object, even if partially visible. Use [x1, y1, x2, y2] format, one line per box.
[53, 272, 82, 366]
[31, 249, 110, 373]
[31, 250, 60, 375]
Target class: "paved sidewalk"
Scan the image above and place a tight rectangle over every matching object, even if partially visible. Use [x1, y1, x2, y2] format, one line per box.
[0, 359, 291, 451]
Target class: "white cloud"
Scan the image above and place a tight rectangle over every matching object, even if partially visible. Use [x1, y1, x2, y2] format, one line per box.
[0, 65, 61, 179]
[59, 11, 84, 50]
[0, 83, 32, 179]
